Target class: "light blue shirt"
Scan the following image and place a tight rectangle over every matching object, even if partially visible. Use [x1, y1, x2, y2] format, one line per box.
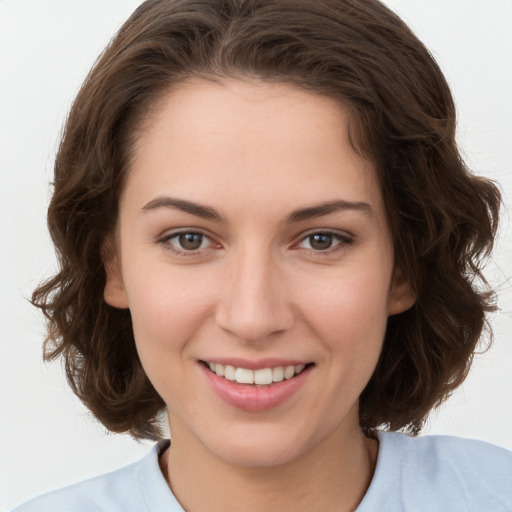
[13, 432, 512, 511]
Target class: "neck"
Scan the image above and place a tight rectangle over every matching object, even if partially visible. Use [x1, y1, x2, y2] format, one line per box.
[161, 418, 378, 512]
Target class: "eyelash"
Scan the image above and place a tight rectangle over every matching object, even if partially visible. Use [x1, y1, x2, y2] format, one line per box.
[296, 230, 353, 255]
[157, 229, 353, 257]
[157, 230, 215, 257]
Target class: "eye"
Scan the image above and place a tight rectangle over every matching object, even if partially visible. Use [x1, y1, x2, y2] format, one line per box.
[297, 231, 351, 252]
[159, 230, 214, 254]
[175, 233, 206, 251]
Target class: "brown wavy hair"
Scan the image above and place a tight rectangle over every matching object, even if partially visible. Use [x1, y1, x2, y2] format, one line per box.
[32, 0, 501, 440]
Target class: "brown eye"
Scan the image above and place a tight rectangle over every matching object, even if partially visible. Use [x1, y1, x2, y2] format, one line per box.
[309, 233, 334, 250]
[297, 231, 352, 253]
[178, 233, 204, 251]
[159, 230, 217, 256]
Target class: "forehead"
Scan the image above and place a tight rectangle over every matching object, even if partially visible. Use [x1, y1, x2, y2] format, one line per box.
[124, 78, 384, 222]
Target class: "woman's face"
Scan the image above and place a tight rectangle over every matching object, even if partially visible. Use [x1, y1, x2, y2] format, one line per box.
[105, 78, 413, 467]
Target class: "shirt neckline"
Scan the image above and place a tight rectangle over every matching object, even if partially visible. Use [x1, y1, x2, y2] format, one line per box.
[144, 433, 403, 511]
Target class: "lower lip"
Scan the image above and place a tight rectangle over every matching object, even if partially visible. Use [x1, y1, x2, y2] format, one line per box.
[200, 364, 311, 412]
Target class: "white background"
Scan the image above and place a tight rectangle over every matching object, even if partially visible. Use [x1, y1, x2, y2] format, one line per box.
[1, 1, 511, 510]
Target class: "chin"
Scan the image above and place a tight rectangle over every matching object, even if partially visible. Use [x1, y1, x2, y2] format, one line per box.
[202, 424, 319, 468]
[217, 441, 302, 468]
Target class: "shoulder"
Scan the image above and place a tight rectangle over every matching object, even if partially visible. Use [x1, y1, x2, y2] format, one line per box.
[396, 431, 512, 464]
[12, 441, 180, 512]
[12, 458, 144, 512]
[362, 432, 512, 512]
[396, 433, 512, 486]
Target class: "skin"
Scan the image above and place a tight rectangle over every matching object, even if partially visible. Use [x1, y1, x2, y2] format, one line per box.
[105, 78, 415, 512]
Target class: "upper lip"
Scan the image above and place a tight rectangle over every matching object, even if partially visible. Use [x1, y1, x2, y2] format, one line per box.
[200, 358, 312, 370]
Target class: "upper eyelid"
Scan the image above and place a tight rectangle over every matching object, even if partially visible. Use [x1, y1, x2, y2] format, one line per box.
[157, 227, 352, 238]
[158, 227, 214, 241]
[157, 229, 215, 247]
[296, 228, 353, 242]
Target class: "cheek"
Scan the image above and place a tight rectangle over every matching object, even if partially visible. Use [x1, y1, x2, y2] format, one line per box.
[124, 272, 213, 406]
[124, 265, 217, 357]
[299, 266, 390, 338]
[295, 259, 391, 389]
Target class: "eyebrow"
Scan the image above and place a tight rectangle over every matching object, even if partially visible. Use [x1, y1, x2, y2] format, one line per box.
[285, 199, 373, 223]
[142, 197, 224, 221]
[141, 196, 372, 222]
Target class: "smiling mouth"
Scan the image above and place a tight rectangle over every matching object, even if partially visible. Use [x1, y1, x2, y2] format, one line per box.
[202, 361, 314, 386]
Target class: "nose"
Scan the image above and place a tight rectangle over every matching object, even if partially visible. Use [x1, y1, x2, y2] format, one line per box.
[215, 246, 294, 344]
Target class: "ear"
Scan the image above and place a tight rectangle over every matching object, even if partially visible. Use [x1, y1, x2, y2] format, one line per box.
[102, 237, 129, 309]
[388, 267, 416, 316]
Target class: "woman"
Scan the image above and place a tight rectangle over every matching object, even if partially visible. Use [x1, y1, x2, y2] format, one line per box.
[13, 0, 512, 510]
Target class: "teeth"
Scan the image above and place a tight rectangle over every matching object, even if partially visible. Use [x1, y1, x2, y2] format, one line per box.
[272, 366, 284, 382]
[235, 367, 254, 384]
[224, 365, 236, 381]
[254, 368, 273, 385]
[284, 365, 295, 379]
[207, 362, 308, 385]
